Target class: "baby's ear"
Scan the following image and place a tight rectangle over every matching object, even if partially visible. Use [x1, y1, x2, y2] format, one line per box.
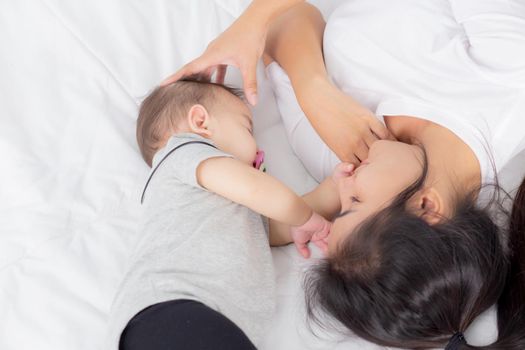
[413, 188, 447, 225]
[187, 104, 212, 137]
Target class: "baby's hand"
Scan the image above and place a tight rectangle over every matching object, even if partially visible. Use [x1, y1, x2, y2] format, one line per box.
[332, 162, 355, 183]
[290, 212, 331, 259]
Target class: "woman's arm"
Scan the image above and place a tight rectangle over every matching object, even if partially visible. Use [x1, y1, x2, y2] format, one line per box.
[264, 3, 328, 97]
[244, 0, 305, 25]
[265, 4, 391, 164]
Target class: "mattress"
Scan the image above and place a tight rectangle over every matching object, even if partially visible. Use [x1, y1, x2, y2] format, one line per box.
[1, 1, 523, 349]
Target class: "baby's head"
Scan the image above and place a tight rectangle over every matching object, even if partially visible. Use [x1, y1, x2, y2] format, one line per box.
[137, 75, 256, 167]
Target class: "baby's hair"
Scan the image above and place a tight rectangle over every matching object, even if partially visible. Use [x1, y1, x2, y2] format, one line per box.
[136, 74, 244, 167]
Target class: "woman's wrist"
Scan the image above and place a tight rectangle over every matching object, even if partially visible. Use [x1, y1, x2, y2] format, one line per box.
[246, 0, 304, 27]
[295, 75, 335, 119]
[295, 73, 331, 99]
[300, 77, 372, 121]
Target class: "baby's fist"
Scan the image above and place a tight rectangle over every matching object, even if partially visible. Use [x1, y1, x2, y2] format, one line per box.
[290, 212, 331, 259]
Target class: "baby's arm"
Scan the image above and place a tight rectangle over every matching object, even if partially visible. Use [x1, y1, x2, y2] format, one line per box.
[197, 156, 334, 258]
[269, 162, 354, 246]
[302, 175, 342, 221]
[269, 176, 340, 245]
[197, 156, 313, 226]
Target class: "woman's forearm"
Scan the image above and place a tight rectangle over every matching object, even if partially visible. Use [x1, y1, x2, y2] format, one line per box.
[264, 4, 379, 163]
[265, 4, 373, 117]
[245, 0, 305, 27]
[265, 3, 328, 89]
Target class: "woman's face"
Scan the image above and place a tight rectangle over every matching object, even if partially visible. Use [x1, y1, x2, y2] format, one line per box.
[328, 140, 425, 253]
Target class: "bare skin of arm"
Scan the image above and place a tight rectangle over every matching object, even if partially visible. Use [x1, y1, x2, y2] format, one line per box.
[197, 156, 337, 254]
[269, 176, 341, 246]
[197, 157, 313, 229]
[264, 3, 392, 164]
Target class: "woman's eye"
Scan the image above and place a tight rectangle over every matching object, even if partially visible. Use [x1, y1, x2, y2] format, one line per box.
[351, 196, 360, 203]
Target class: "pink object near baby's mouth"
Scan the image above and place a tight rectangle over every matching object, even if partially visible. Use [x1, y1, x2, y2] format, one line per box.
[253, 150, 265, 170]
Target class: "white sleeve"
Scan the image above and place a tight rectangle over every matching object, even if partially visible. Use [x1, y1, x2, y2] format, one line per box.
[450, 0, 525, 88]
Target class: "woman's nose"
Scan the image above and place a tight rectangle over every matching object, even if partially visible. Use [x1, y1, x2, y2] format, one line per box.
[338, 173, 356, 192]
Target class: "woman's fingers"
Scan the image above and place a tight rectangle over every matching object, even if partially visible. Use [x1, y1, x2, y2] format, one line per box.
[240, 60, 259, 106]
[364, 128, 379, 149]
[161, 62, 194, 86]
[215, 65, 228, 84]
[161, 54, 219, 86]
[346, 153, 361, 166]
[202, 66, 215, 82]
[162, 61, 229, 86]
[368, 117, 393, 140]
[354, 139, 369, 164]
[161, 61, 198, 86]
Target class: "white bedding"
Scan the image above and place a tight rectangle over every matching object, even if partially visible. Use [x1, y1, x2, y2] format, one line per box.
[1, 1, 523, 350]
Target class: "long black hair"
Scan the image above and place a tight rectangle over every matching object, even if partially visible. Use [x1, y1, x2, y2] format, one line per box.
[305, 157, 525, 349]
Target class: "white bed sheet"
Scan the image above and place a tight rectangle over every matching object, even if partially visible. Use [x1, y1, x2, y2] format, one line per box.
[1, 1, 523, 350]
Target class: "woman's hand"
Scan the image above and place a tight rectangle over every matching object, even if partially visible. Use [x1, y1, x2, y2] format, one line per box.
[299, 77, 394, 165]
[162, 0, 304, 106]
[262, 1, 394, 164]
[161, 15, 267, 106]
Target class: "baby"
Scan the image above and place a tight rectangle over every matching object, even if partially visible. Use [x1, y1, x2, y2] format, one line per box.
[107, 76, 331, 350]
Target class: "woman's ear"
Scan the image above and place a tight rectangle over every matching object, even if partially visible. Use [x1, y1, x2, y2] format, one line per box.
[415, 188, 447, 225]
[187, 104, 212, 137]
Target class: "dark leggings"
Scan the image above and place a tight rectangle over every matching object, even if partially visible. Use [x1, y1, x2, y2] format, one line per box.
[119, 299, 257, 350]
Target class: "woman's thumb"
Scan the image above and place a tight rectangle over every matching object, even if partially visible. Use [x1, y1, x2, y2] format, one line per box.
[242, 63, 258, 106]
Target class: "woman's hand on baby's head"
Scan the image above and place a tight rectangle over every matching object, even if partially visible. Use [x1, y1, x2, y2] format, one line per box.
[160, 7, 269, 106]
[290, 211, 331, 259]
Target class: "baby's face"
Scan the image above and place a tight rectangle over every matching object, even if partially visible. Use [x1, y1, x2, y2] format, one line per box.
[208, 90, 257, 166]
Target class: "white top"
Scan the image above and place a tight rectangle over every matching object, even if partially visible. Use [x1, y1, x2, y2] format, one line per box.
[106, 133, 275, 349]
[323, 0, 525, 184]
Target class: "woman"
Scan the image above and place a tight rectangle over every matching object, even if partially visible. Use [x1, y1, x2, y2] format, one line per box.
[262, 3, 525, 349]
[166, 1, 525, 349]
